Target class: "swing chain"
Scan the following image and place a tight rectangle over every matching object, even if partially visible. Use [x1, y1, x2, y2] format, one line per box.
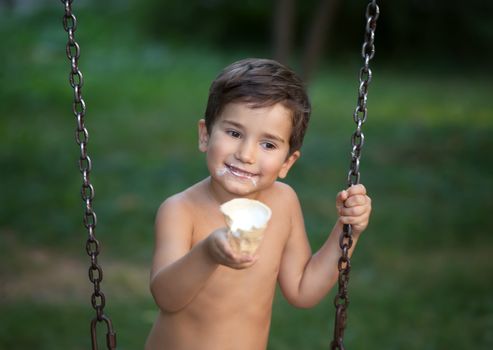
[61, 1, 116, 349]
[331, 1, 379, 350]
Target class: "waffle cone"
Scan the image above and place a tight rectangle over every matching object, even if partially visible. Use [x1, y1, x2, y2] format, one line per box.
[220, 198, 272, 255]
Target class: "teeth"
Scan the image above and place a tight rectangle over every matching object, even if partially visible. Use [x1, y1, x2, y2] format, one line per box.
[228, 165, 254, 178]
[225, 165, 259, 187]
[232, 168, 252, 178]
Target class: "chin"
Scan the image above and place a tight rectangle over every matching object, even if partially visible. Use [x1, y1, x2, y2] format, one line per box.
[225, 185, 256, 197]
[222, 180, 260, 197]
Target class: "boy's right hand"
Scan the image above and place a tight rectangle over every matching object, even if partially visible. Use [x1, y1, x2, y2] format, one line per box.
[206, 228, 258, 269]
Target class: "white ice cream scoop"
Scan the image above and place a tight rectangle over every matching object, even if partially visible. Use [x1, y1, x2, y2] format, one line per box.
[220, 198, 272, 255]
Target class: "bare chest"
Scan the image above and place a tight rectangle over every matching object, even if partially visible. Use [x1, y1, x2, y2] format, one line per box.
[189, 201, 290, 304]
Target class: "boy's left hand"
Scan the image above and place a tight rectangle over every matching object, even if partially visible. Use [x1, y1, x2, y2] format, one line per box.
[336, 184, 372, 237]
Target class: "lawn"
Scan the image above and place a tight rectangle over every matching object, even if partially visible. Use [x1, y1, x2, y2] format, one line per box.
[1, 4, 492, 350]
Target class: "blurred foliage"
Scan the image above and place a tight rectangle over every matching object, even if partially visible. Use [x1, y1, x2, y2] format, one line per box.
[125, 0, 493, 64]
[4, 0, 491, 63]
[131, 0, 274, 49]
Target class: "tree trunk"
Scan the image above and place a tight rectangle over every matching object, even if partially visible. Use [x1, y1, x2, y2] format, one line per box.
[272, 0, 295, 65]
[301, 0, 341, 82]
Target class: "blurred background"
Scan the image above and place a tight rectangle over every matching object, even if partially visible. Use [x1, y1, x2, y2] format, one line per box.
[1, 0, 492, 349]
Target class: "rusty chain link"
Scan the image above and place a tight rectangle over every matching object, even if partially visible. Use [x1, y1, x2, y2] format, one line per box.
[61, 1, 117, 349]
[330, 1, 379, 349]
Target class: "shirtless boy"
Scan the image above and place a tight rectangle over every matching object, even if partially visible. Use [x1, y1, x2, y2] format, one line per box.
[145, 58, 372, 350]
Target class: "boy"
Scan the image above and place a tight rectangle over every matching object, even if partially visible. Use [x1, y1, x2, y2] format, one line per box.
[145, 58, 372, 350]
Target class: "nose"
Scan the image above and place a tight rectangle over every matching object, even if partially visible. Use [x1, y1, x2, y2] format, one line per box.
[235, 139, 256, 164]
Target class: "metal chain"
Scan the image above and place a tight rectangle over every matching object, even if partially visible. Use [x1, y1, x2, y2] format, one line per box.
[330, 1, 379, 349]
[61, 1, 117, 349]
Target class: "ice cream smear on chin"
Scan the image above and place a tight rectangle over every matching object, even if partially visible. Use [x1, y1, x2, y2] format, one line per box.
[216, 167, 229, 177]
[220, 198, 272, 254]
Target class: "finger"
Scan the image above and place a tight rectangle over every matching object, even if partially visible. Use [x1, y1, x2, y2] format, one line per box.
[222, 246, 255, 262]
[340, 205, 366, 217]
[347, 184, 367, 196]
[212, 240, 236, 263]
[228, 255, 258, 269]
[223, 248, 237, 261]
[230, 261, 256, 270]
[336, 190, 348, 209]
[339, 215, 360, 226]
[213, 247, 233, 265]
[344, 194, 371, 208]
[344, 194, 369, 208]
[339, 212, 370, 226]
[229, 252, 254, 263]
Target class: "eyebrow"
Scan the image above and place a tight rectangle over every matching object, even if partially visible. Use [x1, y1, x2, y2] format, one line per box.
[221, 119, 286, 144]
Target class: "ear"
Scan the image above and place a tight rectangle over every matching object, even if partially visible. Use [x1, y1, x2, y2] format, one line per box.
[278, 150, 300, 179]
[198, 119, 209, 152]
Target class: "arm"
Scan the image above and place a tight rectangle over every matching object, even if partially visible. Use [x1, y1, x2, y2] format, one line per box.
[278, 184, 371, 308]
[150, 195, 257, 313]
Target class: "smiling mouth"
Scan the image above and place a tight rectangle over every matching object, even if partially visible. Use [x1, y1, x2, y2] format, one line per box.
[226, 164, 258, 179]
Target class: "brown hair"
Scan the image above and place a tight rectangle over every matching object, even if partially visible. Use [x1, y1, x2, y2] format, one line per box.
[204, 58, 311, 154]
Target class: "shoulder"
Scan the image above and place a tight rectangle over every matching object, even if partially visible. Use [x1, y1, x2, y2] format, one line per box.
[156, 183, 200, 222]
[270, 181, 299, 202]
[264, 181, 301, 213]
[157, 192, 188, 214]
[153, 188, 199, 247]
[155, 192, 191, 229]
[156, 179, 209, 223]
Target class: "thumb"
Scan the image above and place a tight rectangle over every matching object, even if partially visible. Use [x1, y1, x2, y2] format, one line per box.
[336, 190, 348, 209]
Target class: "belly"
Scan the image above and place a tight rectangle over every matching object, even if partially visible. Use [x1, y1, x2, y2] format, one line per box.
[146, 305, 273, 350]
[146, 266, 278, 350]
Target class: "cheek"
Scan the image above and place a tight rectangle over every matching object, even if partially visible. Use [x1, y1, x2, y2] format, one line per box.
[206, 135, 230, 161]
[206, 144, 221, 164]
[259, 154, 288, 175]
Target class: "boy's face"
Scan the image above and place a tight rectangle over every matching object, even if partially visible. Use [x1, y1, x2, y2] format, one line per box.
[198, 102, 300, 200]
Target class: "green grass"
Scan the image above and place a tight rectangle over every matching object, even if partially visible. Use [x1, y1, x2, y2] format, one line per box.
[1, 5, 493, 350]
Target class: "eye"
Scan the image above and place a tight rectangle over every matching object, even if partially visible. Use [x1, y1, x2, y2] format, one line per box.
[226, 129, 241, 138]
[261, 141, 277, 150]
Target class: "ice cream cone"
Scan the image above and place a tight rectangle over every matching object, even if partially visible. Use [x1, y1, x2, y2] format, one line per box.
[220, 198, 272, 255]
